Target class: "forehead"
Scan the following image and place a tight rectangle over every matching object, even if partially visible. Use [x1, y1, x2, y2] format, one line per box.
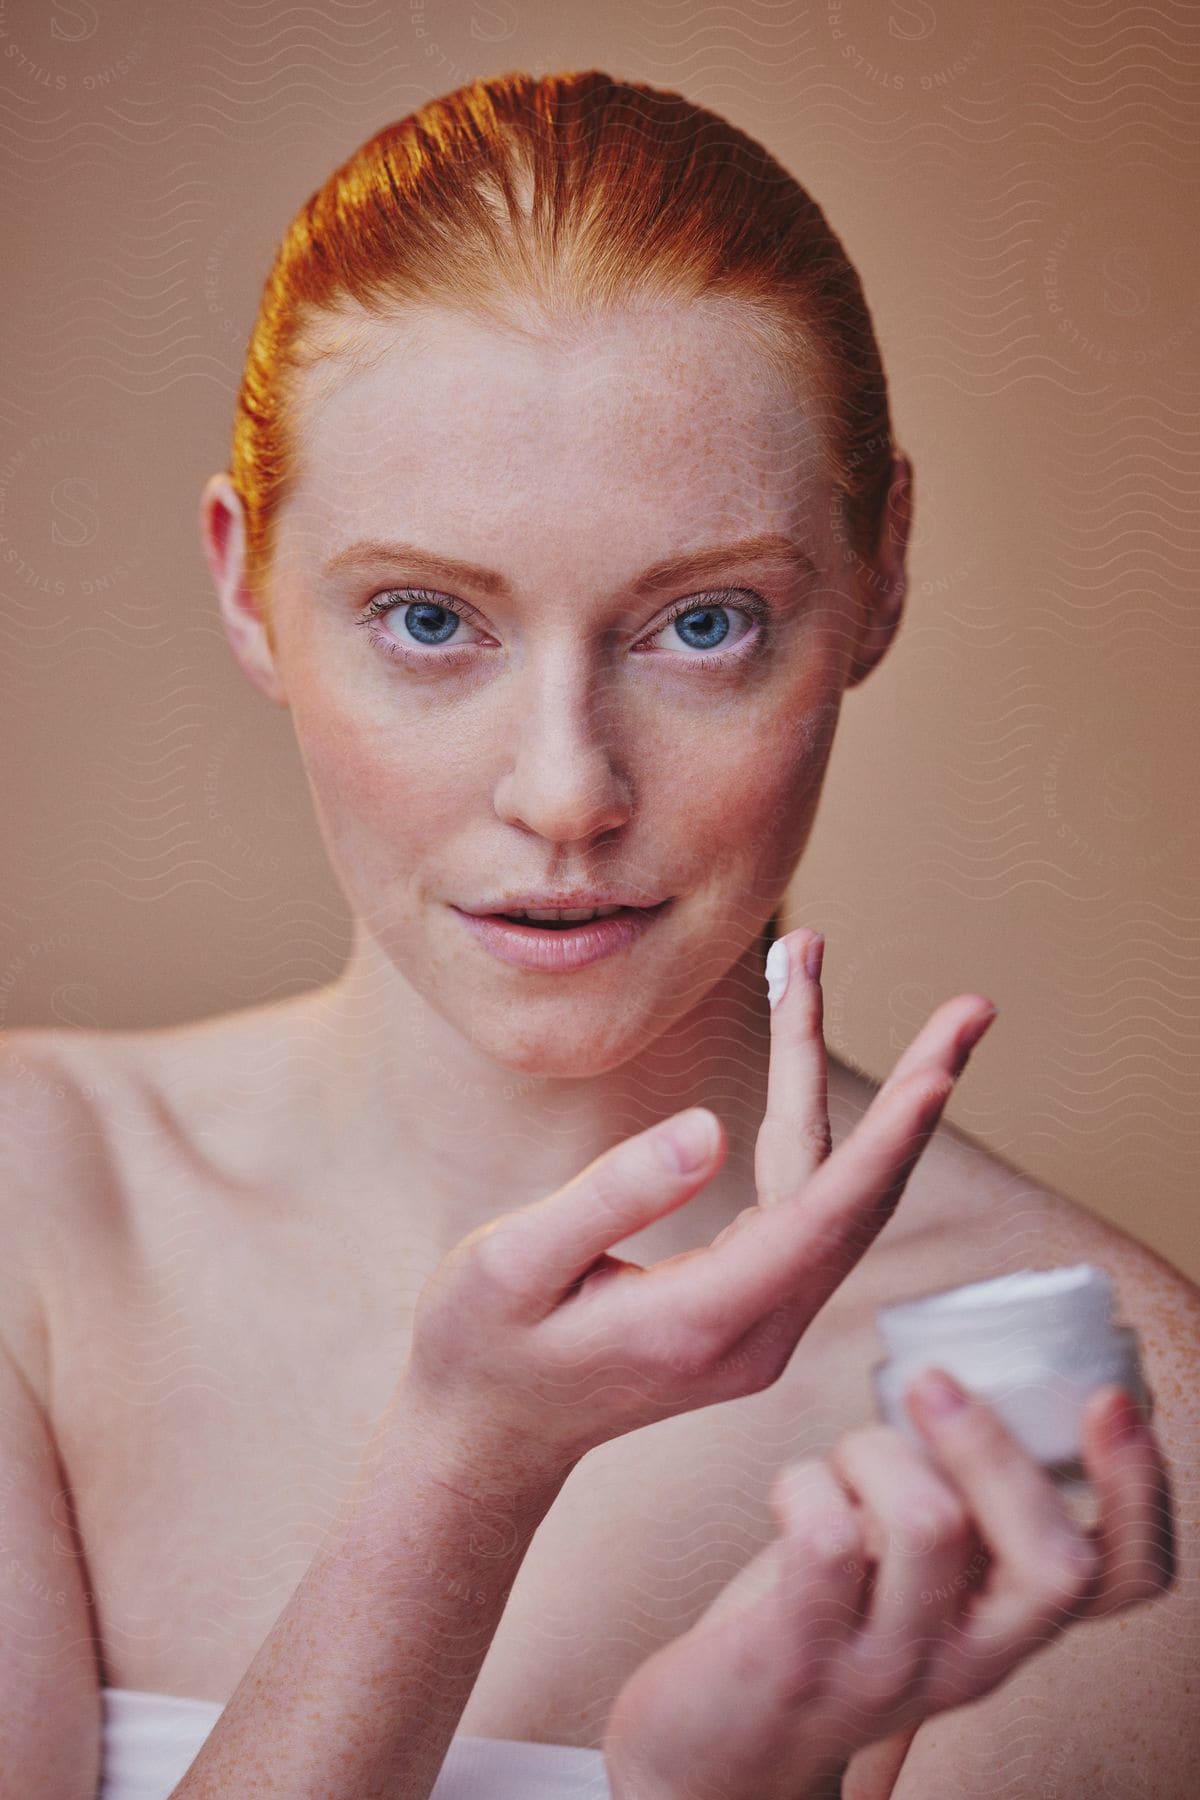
[282, 300, 832, 575]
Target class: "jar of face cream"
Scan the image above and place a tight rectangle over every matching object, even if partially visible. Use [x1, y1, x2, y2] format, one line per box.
[872, 1264, 1151, 1503]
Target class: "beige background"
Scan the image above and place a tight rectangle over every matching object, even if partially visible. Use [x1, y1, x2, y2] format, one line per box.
[2, 2, 1197, 1280]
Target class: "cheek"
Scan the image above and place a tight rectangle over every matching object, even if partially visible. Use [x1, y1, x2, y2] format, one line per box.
[288, 689, 461, 878]
[662, 683, 839, 871]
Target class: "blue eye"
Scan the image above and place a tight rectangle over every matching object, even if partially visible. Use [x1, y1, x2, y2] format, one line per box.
[357, 585, 767, 671]
[358, 588, 483, 665]
[664, 604, 733, 652]
[397, 598, 462, 647]
[644, 592, 765, 665]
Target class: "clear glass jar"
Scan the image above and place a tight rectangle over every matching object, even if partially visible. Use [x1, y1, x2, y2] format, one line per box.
[872, 1263, 1150, 1508]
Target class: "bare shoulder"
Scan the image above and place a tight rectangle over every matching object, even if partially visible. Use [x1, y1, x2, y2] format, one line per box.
[0, 1017, 255, 1388]
[3, 991, 328, 1195]
[0, 1026, 133, 1409]
[821, 1058, 1200, 1451]
[0, 1020, 152, 1173]
[909, 1103, 1198, 1349]
[829, 1069, 1200, 1796]
[832, 1052, 1200, 1311]
[874, 1156, 1200, 1800]
[0, 1005, 311, 1424]
[881, 1092, 1200, 1485]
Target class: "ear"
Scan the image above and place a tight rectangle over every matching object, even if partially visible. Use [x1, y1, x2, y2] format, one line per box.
[844, 453, 913, 691]
[198, 473, 289, 708]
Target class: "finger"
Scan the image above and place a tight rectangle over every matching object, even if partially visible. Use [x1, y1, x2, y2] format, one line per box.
[613, 1466, 867, 1784]
[767, 1460, 873, 1694]
[698, 1459, 866, 1637]
[478, 1106, 724, 1308]
[826, 1425, 983, 1696]
[842, 1728, 921, 1800]
[903, 1367, 1102, 1698]
[755, 927, 832, 1206]
[1078, 1384, 1176, 1616]
[657, 999, 997, 1341]
[885, 994, 998, 1087]
[672, 1062, 956, 1338]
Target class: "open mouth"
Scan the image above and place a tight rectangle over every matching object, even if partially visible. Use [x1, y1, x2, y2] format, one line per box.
[454, 899, 674, 969]
[492, 905, 658, 930]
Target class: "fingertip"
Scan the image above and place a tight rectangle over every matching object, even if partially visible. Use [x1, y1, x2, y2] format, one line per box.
[1080, 1387, 1167, 1506]
[1090, 1383, 1151, 1450]
[1082, 1388, 1177, 1593]
[952, 1002, 998, 1068]
[660, 1106, 722, 1174]
[765, 927, 825, 1011]
[905, 1366, 972, 1428]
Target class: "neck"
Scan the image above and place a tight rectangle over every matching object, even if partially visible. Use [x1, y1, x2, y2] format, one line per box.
[299, 914, 782, 1260]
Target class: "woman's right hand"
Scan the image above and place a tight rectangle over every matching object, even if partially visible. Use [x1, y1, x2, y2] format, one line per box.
[403, 926, 998, 1477]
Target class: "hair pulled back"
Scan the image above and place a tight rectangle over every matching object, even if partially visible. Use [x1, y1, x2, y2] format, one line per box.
[229, 68, 896, 622]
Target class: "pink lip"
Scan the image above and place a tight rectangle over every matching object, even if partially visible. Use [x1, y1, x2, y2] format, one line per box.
[451, 902, 672, 971]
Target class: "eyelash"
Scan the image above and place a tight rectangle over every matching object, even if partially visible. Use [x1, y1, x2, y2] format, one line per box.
[355, 586, 769, 672]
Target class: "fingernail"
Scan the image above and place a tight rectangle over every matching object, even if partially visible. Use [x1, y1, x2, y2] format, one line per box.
[1106, 1387, 1148, 1447]
[661, 1107, 719, 1173]
[968, 1002, 999, 1045]
[804, 933, 825, 982]
[952, 1004, 998, 1071]
[912, 1368, 969, 1419]
[765, 937, 789, 1010]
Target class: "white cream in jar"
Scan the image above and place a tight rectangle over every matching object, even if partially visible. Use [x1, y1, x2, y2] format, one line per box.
[872, 1263, 1150, 1497]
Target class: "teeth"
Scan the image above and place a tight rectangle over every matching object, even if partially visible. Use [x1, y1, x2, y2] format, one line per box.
[510, 904, 626, 921]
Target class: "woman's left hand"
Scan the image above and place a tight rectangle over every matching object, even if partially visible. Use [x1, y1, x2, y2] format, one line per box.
[600, 1373, 1176, 1800]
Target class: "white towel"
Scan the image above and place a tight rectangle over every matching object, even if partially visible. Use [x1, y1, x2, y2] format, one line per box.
[99, 1687, 612, 1799]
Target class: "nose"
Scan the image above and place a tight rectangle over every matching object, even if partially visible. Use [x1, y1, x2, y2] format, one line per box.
[492, 653, 633, 845]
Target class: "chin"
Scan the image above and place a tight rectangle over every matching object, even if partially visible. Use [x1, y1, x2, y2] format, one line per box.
[463, 1008, 659, 1082]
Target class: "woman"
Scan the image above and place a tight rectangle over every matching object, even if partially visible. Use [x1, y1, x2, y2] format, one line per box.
[1, 70, 1190, 1800]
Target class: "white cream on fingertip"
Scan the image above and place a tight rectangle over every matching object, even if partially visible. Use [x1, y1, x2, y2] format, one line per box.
[765, 937, 789, 1010]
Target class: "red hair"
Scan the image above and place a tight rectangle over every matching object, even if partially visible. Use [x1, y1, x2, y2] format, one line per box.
[230, 69, 896, 621]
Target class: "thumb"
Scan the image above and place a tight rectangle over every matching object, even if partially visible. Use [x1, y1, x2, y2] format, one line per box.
[491, 1108, 724, 1307]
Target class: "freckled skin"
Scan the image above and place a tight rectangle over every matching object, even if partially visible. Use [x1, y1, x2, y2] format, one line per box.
[273, 305, 853, 1054]
[82, 279, 1198, 1792]
[204, 297, 905, 1245]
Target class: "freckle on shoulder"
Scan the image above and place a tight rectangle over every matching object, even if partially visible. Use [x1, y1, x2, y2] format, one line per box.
[826, 1051, 1188, 1294]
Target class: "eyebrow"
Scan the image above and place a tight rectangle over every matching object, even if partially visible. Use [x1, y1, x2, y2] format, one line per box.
[319, 532, 819, 597]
